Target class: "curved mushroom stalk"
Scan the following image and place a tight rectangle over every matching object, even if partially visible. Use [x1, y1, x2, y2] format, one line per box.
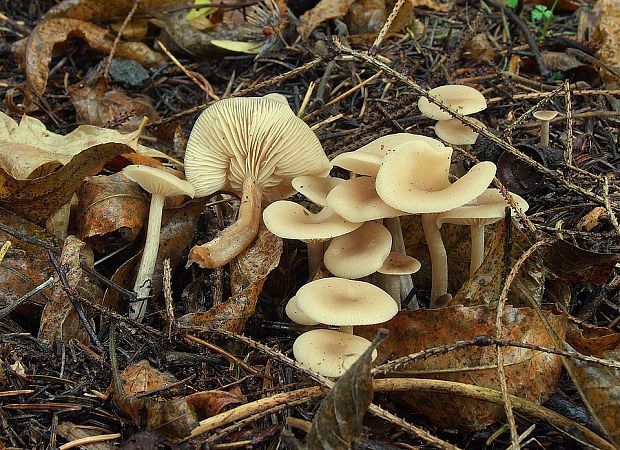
[422, 213, 448, 308]
[188, 177, 262, 268]
[470, 224, 485, 276]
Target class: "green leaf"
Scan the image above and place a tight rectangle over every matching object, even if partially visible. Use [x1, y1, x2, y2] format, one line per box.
[185, 0, 214, 21]
[306, 330, 388, 450]
[507, 0, 519, 9]
[531, 5, 548, 22]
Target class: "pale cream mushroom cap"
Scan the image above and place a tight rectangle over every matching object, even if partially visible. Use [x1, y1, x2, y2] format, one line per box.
[262, 201, 362, 240]
[185, 95, 330, 198]
[436, 188, 529, 227]
[326, 176, 406, 222]
[296, 277, 398, 326]
[285, 296, 319, 325]
[378, 252, 422, 275]
[331, 133, 447, 177]
[375, 140, 496, 213]
[418, 85, 487, 121]
[263, 93, 290, 107]
[292, 175, 344, 207]
[324, 221, 392, 279]
[122, 165, 195, 198]
[434, 118, 485, 146]
[533, 110, 559, 121]
[293, 329, 377, 377]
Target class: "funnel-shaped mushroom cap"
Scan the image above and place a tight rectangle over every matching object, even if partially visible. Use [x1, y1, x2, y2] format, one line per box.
[262, 201, 362, 240]
[324, 221, 392, 279]
[326, 176, 406, 222]
[331, 133, 447, 177]
[285, 296, 319, 325]
[378, 252, 422, 275]
[418, 85, 487, 121]
[122, 165, 195, 198]
[296, 278, 398, 326]
[375, 140, 496, 213]
[533, 110, 559, 121]
[434, 118, 484, 145]
[292, 175, 344, 207]
[293, 329, 376, 377]
[437, 188, 529, 227]
[185, 96, 330, 197]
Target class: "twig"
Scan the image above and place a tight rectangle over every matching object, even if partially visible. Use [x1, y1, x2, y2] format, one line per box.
[370, 0, 407, 54]
[603, 175, 620, 233]
[488, 88, 620, 103]
[184, 334, 262, 377]
[103, 0, 141, 79]
[48, 250, 101, 348]
[564, 80, 574, 165]
[297, 81, 315, 117]
[0, 240, 11, 264]
[0, 277, 54, 320]
[109, 321, 124, 396]
[58, 433, 121, 450]
[163, 259, 175, 341]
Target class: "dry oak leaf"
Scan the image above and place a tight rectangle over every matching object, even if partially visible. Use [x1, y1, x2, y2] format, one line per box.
[297, 0, 356, 39]
[21, 18, 165, 98]
[44, 0, 183, 22]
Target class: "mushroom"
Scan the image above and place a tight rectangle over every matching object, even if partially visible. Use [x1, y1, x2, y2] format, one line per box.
[293, 329, 377, 378]
[378, 252, 422, 275]
[285, 295, 319, 326]
[323, 221, 392, 279]
[122, 165, 195, 321]
[434, 117, 485, 149]
[532, 110, 559, 146]
[375, 140, 496, 307]
[418, 85, 487, 121]
[184, 95, 330, 269]
[262, 201, 362, 276]
[292, 175, 344, 207]
[437, 189, 529, 276]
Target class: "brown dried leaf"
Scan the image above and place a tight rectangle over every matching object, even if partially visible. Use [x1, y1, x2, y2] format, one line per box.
[0, 142, 133, 224]
[298, 0, 356, 40]
[44, 0, 184, 22]
[593, 0, 620, 87]
[410, 0, 453, 12]
[20, 18, 164, 100]
[359, 306, 566, 430]
[76, 173, 149, 253]
[38, 236, 103, 344]
[57, 422, 116, 450]
[0, 207, 57, 316]
[185, 389, 243, 417]
[345, 0, 387, 35]
[567, 322, 620, 357]
[464, 33, 496, 62]
[541, 51, 584, 72]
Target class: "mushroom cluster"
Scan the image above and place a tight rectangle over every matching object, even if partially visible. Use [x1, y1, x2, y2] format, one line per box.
[184, 94, 330, 269]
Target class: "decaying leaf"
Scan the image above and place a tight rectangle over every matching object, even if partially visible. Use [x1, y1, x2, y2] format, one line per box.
[592, 0, 620, 86]
[541, 51, 585, 72]
[306, 331, 387, 449]
[109, 360, 243, 440]
[0, 206, 57, 316]
[298, 0, 356, 40]
[18, 17, 164, 102]
[56, 422, 116, 450]
[360, 306, 566, 430]
[566, 321, 620, 357]
[44, 0, 183, 22]
[76, 173, 149, 253]
[178, 225, 282, 332]
[38, 236, 103, 344]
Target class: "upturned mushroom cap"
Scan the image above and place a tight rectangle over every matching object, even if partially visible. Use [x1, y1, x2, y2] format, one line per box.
[331, 133, 448, 177]
[436, 188, 529, 227]
[292, 175, 344, 207]
[122, 165, 195, 198]
[375, 140, 496, 213]
[533, 110, 559, 121]
[326, 176, 406, 222]
[324, 221, 392, 279]
[293, 329, 377, 377]
[418, 85, 487, 121]
[262, 201, 362, 240]
[285, 296, 319, 325]
[434, 118, 485, 146]
[296, 277, 398, 326]
[184, 96, 330, 198]
[378, 252, 422, 275]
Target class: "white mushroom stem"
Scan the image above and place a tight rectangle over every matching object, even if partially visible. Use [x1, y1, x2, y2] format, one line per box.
[339, 326, 353, 334]
[383, 217, 416, 309]
[130, 193, 165, 321]
[422, 213, 448, 308]
[306, 239, 324, 278]
[470, 224, 486, 276]
[540, 120, 551, 146]
[189, 177, 262, 268]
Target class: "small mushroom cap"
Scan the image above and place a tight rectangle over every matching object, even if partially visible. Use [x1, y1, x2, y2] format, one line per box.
[436, 188, 529, 227]
[185, 95, 330, 198]
[122, 165, 195, 198]
[533, 110, 559, 121]
[285, 296, 319, 325]
[434, 118, 485, 145]
[293, 329, 377, 377]
[326, 176, 406, 222]
[378, 252, 422, 275]
[331, 133, 447, 177]
[292, 175, 344, 206]
[262, 201, 362, 240]
[324, 221, 392, 279]
[296, 277, 398, 326]
[418, 85, 487, 121]
[375, 140, 496, 213]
